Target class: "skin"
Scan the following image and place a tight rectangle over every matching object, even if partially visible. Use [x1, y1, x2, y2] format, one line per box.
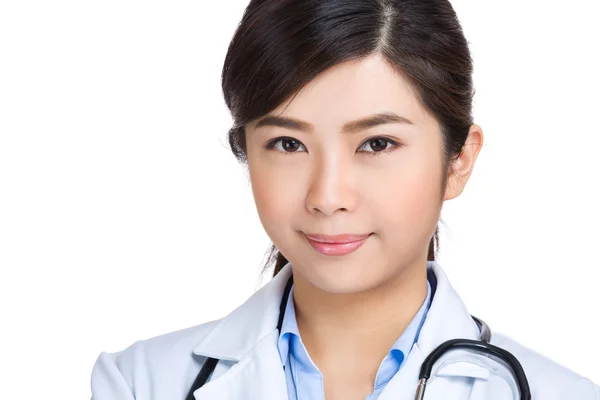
[245, 53, 483, 400]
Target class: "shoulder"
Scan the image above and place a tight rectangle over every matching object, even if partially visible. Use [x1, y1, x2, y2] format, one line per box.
[491, 332, 599, 399]
[112, 318, 220, 372]
[91, 319, 222, 400]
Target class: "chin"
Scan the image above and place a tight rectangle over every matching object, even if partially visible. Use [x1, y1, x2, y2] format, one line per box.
[296, 260, 387, 295]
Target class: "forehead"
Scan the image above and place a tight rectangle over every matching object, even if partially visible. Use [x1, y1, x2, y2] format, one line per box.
[265, 54, 434, 131]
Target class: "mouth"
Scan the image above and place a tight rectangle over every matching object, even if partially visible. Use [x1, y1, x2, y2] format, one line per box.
[302, 232, 372, 256]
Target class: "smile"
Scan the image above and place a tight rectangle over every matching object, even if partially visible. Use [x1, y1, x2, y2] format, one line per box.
[303, 233, 371, 256]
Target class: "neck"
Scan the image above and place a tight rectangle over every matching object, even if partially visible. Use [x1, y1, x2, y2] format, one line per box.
[290, 258, 429, 379]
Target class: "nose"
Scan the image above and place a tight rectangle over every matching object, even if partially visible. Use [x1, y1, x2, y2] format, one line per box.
[305, 153, 358, 217]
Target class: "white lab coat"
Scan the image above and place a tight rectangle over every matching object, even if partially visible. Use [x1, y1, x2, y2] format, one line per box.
[90, 261, 600, 399]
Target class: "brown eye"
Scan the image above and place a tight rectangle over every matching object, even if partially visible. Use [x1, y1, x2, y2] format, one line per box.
[358, 137, 401, 154]
[265, 137, 307, 153]
[281, 138, 301, 152]
[369, 138, 388, 152]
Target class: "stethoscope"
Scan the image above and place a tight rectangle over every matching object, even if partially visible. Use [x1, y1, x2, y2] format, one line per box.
[185, 273, 532, 400]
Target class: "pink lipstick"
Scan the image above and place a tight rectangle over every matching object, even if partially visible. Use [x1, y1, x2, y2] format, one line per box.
[303, 233, 371, 256]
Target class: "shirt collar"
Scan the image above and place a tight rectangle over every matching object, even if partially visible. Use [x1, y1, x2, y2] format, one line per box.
[276, 271, 433, 368]
[387, 278, 432, 364]
[277, 283, 297, 366]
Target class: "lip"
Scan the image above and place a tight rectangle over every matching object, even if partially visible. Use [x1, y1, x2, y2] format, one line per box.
[303, 232, 371, 256]
[304, 233, 371, 243]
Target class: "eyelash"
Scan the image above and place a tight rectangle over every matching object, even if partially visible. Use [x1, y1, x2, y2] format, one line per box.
[264, 136, 403, 156]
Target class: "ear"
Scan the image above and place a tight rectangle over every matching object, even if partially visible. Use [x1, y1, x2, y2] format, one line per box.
[444, 124, 484, 201]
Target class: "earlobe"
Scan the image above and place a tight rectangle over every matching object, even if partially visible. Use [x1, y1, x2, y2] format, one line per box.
[443, 124, 484, 201]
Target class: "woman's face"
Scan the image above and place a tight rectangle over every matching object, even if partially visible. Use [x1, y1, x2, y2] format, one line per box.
[245, 54, 481, 294]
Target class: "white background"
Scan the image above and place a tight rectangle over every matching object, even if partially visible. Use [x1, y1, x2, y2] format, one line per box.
[1, 0, 599, 398]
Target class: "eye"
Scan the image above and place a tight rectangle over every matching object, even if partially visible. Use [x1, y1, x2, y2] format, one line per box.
[264, 137, 307, 154]
[264, 136, 402, 155]
[357, 136, 402, 155]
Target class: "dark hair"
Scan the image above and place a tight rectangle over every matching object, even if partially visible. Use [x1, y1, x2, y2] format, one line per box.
[221, 0, 474, 277]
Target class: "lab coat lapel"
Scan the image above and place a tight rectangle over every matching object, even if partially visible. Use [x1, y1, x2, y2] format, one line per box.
[191, 261, 492, 400]
[191, 263, 294, 400]
[192, 329, 288, 400]
[378, 262, 490, 400]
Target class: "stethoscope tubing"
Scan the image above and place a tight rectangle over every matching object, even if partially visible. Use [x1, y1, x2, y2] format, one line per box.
[415, 338, 531, 400]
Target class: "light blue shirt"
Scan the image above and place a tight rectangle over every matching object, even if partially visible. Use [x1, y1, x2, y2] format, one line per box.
[277, 278, 432, 400]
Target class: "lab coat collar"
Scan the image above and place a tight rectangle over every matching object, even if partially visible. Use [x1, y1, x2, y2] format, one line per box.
[193, 260, 480, 360]
[192, 261, 486, 400]
[416, 261, 481, 355]
[374, 262, 484, 400]
[192, 262, 293, 361]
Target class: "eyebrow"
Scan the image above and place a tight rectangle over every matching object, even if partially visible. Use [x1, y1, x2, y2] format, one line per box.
[253, 111, 415, 134]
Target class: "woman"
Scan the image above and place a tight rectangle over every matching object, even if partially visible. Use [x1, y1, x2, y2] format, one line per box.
[90, 0, 599, 399]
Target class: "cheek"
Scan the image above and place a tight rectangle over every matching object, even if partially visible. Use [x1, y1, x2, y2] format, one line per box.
[248, 159, 302, 237]
[368, 152, 443, 239]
